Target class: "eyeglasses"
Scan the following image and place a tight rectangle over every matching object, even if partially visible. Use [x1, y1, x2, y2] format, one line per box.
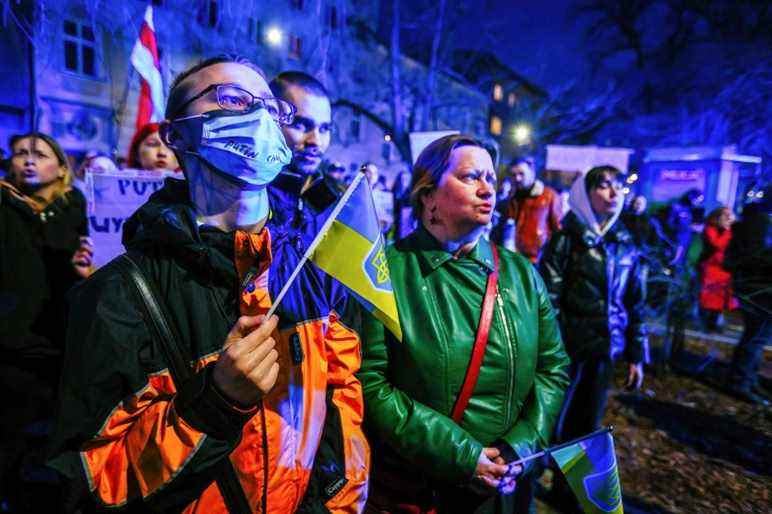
[172, 83, 296, 124]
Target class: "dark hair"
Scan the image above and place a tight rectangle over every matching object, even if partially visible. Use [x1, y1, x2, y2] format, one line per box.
[585, 165, 621, 191]
[706, 206, 730, 227]
[269, 71, 329, 101]
[7, 132, 72, 196]
[165, 54, 267, 118]
[410, 134, 487, 219]
[127, 122, 161, 169]
[509, 155, 535, 169]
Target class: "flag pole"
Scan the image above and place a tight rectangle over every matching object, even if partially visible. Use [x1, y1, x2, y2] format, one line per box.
[265, 172, 367, 318]
[505, 426, 613, 473]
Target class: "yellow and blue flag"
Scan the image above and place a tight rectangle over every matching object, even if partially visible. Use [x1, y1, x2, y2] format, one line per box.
[309, 174, 403, 341]
[551, 428, 624, 514]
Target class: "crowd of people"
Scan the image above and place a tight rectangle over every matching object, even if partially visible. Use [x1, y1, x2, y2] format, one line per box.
[0, 53, 769, 514]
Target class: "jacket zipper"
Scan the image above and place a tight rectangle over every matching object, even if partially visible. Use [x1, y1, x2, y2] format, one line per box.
[496, 291, 516, 428]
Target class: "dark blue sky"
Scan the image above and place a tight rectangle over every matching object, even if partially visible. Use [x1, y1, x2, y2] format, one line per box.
[481, 0, 587, 91]
[381, 0, 590, 94]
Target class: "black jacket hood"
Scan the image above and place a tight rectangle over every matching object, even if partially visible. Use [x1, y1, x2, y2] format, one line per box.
[121, 178, 236, 280]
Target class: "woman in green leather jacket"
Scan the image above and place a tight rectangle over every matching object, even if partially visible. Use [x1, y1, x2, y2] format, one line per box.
[359, 135, 570, 514]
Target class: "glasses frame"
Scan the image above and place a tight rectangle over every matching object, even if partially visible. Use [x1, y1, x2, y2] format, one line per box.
[171, 83, 296, 124]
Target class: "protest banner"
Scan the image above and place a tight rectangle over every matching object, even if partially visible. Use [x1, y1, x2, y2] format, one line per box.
[85, 170, 175, 267]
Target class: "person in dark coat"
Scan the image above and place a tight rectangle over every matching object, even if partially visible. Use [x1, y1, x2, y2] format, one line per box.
[657, 188, 704, 267]
[539, 166, 649, 511]
[0, 132, 93, 510]
[621, 195, 654, 247]
[267, 71, 343, 242]
[724, 185, 772, 406]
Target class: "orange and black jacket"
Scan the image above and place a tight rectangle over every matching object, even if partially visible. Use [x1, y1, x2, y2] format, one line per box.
[48, 178, 369, 513]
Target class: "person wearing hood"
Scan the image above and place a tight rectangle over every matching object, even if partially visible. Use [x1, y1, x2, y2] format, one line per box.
[49, 55, 370, 513]
[502, 156, 562, 263]
[539, 166, 648, 508]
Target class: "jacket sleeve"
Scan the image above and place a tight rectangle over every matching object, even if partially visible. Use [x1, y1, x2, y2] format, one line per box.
[548, 190, 563, 234]
[321, 304, 370, 513]
[624, 252, 650, 364]
[358, 312, 483, 485]
[499, 267, 570, 473]
[48, 268, 254, 511]
[538, 230, 571, 317]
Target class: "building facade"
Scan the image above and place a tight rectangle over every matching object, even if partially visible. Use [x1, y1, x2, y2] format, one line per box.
[1, 0, 502, 184]
[452, 50, 548, 165]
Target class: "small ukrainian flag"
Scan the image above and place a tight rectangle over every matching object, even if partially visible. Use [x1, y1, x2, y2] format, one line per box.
[309, 173, 402, 341]
[552, 428, 624, 513]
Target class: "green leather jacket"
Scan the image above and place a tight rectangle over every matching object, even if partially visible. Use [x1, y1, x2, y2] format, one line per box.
[359, 227, 570, 485]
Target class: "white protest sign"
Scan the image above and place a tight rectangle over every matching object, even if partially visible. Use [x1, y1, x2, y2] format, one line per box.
[86, 170, 176, 267]
[546, 145, 634, 174]
[409, 130, 459, 164]
[371, 188, 394, 232]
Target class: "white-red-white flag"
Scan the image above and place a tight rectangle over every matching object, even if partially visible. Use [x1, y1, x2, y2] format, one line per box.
[130, 5, 164, 130]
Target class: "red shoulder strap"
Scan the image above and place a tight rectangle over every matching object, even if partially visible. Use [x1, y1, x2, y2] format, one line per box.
[451, 244, 500, 424]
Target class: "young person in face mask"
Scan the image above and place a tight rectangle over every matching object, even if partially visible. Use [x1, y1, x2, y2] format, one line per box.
[502, 157, 562, 263]
[48, 55, 370, 513]
[538, 166, 649, 510]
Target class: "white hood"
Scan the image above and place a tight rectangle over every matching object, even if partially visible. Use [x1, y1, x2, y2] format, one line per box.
[568, 173, 624, 238]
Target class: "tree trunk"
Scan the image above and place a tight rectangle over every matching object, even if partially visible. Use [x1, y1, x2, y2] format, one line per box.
[389, 0, 404, 140]
[421, 0, 446, 131]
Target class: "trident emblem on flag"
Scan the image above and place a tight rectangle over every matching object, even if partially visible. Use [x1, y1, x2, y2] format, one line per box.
[371, 246, 390, 284]
[364, 236, 393, 292]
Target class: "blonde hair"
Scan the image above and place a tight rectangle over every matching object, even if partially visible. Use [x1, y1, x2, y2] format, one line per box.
[410, 134, 487, 219]
[8, 132, 72, 203]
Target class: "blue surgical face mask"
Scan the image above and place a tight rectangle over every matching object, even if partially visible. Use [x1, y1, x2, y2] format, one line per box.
[172, 107, 292, 188]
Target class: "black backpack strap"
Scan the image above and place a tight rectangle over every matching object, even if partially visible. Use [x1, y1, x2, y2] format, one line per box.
[114, 253, 253, 514]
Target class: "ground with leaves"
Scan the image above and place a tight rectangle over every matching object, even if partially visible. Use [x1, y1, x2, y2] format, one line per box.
[537, 334, 771, 514]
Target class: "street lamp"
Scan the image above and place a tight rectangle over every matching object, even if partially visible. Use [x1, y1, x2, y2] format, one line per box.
[266, 26, 283, 47]
[513, 124, 531, 145]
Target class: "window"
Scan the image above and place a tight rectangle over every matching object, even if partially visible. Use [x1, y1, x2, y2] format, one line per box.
[198, 0, 218, 28]
[290, 0, 304, 10]
[288, 34, 302, 59]
[328, 5, 338, 30]
[248, 17, 263, 45]
[489, 115, 502, 136]
[492, 83, 503, 102]
[349, 112, 361, 142]
[508, 92, 517, 107]
[63, 20, 98, 77]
